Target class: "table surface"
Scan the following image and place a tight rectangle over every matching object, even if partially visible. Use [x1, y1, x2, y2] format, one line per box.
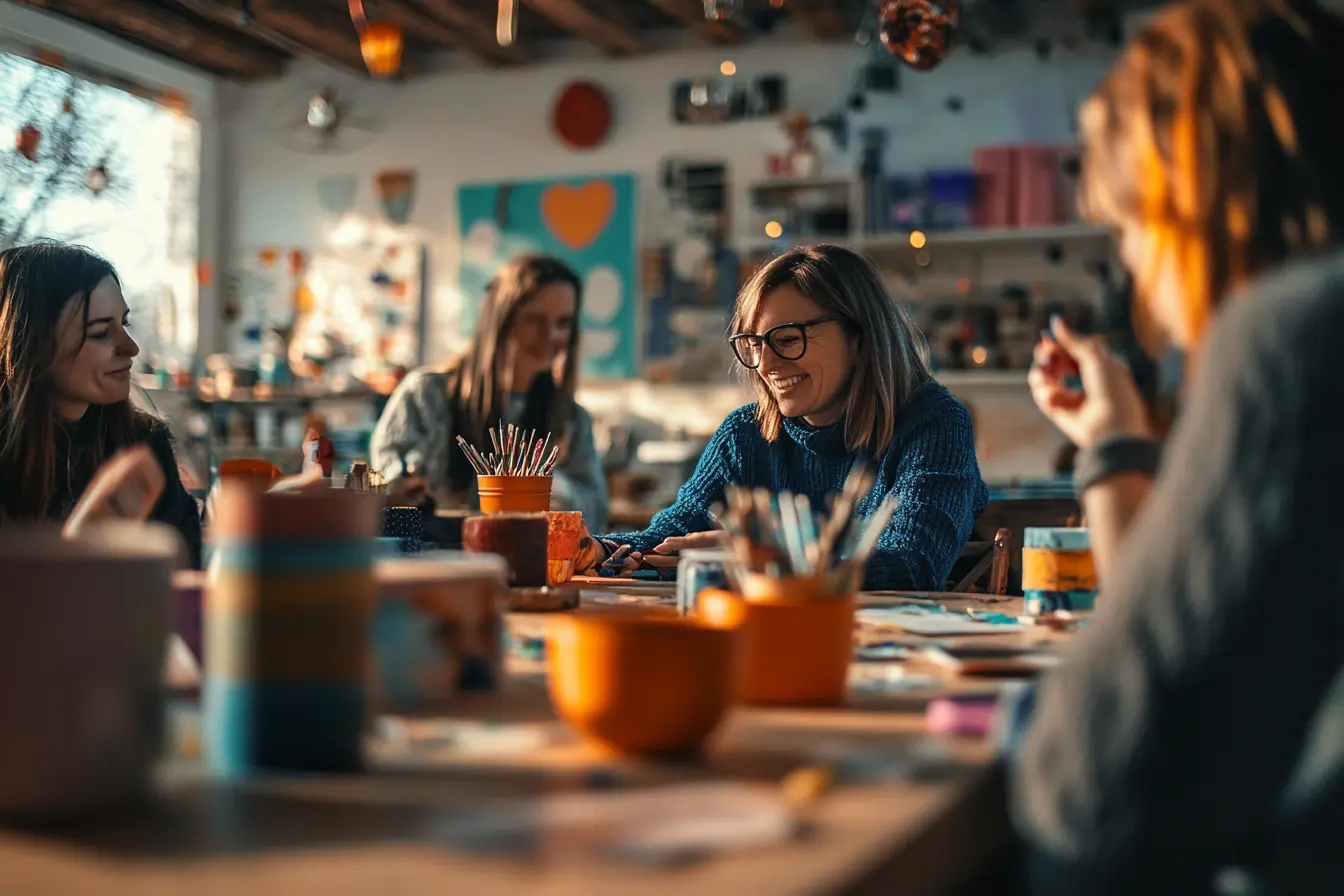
[1, 586, 1061, 896]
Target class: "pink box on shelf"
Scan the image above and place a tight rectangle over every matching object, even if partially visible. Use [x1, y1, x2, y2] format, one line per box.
[1056, 143, 1083, 222]
[972, 146, 1017, 229]
[1014, 145, 1065, 228]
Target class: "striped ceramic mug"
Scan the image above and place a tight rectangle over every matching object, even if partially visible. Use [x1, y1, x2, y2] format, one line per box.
[205, 487, 381, 775]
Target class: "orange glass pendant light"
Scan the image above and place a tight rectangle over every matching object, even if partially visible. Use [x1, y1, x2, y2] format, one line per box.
[349, 0, 404, 77]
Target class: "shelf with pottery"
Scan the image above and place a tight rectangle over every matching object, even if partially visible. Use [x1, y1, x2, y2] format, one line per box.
[736, 223, 1113, 257]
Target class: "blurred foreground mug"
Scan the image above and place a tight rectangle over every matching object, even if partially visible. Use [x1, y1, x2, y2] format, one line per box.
[0, 523, 179, 822]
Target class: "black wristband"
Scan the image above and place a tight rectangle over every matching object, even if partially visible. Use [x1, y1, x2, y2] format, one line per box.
[1072, 435, 1161, 495]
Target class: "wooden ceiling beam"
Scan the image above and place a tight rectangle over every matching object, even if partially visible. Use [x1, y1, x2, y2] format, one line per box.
[521, 0, 641, 55]
[253, 0, 388, 75]
[644, 0, 743, 44]
[10, 0, 286, 77]
[404, 0, 531, 65]
[166, 0, 368, 76]
[787, 0, 859, 41]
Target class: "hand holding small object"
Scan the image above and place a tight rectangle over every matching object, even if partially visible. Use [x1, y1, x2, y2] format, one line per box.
[385, 474, 428, 504]
[1028, 316, 1153, 450]
[63, 444, 165, 537]
[653, 530, 730, 555]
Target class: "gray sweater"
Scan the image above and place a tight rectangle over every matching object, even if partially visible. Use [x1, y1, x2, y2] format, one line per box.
[1012, 251, 1344, 894]
[368, 368, 609, 531]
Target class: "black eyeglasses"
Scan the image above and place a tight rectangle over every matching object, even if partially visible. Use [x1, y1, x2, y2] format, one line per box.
[729, 317, 841, 369]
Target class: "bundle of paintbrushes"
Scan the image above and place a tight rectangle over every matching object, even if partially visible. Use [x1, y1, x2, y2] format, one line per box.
[456, 422, 560, 477]
[711, 461, 899, 597]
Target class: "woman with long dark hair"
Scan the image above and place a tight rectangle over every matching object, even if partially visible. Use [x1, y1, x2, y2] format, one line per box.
[370, 254, 608, 529]
[0, 241, 202, 566]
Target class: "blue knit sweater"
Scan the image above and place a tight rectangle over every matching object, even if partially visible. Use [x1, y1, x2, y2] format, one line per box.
[602, 381, 988, 591]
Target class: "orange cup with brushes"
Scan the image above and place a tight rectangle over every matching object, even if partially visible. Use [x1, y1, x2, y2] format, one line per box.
[699, 579, 856, 706]
[457, 423, 560, 514]
[699, 467, 898, 706]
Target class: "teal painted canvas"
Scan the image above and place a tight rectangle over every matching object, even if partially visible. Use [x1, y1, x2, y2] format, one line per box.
[458, 174, 638, 379]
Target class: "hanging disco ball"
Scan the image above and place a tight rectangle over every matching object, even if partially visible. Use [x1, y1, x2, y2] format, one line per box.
[878, 0, 961, 71]
[703, 0, 744, 23]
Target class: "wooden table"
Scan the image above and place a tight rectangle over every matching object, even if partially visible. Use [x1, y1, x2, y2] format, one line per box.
[0, 587, 1055, 895]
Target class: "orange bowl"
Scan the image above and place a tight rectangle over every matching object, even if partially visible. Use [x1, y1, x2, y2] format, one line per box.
[547, 611, 738, 756]
[697, 584, 855, 706]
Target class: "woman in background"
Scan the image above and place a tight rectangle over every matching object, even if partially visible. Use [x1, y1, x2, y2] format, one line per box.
[1012, 1, 1344, 892]
[371, 254, 608, 530]
[577, 244, 987, 592]
[0, 241, 202, 567]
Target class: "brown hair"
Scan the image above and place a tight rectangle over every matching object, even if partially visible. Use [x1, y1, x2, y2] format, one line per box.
[730, 244, 931, 456]
[0, 241, 149, 520]
[446, 254, 582, 463]
[1079, 0, 1344, 349]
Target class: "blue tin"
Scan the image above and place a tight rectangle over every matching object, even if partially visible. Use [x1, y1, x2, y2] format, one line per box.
[1024, 588, 1097, 614]
[675, 549, 737, 615]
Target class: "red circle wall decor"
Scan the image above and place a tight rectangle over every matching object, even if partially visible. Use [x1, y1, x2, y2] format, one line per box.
[552, 81, 613, 151]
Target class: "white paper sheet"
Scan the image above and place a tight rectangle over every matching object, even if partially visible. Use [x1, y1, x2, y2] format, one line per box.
[858, 608, 1026, 635]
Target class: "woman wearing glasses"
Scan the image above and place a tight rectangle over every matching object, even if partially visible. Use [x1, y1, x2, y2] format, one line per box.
[575, 243, 987, 591]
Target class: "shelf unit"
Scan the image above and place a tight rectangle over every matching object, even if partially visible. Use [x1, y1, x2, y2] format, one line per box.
[739, 222, 1113, 258]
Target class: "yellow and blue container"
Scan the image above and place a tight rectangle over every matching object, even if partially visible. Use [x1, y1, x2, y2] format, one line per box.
[1021, 527, 1097, 614]
[205, 487, 381, 775]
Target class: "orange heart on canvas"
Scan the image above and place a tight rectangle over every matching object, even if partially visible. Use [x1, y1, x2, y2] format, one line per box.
[541, 180, 615, 251]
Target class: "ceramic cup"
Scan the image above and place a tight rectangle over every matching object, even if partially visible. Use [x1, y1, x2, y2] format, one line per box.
[0, 522, 179, 822]
[477, 475, 552, 514]
[379, 505, 423, 554]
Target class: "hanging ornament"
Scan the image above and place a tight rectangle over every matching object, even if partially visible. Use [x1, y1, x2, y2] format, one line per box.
[703, 0, 744, 23]
[497, 0, 518, 46]
[15, 124, 41, 162]
[85, 164, 110, 195]
[349, 0, 403, 77]
[878, 0, 961, 72]
[359, 22, 403, 77]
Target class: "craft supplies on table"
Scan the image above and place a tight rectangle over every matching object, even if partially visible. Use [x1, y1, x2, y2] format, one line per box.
[0, 524, 179, 822]
[370, 553, 508, 713]
[462, 512, 549, 587]
[546, 612, 738, 756]
[546, 510, 583, 586]
[1021, 527, 1097, 614]
[506, 586, 582, 612]
[205, 486, 381, 775]
[379, 505, 423, 554]
[675, 548, 741, 615]
[458, 424, 559, 514]
[858, 605, 1026, 636]
[926, 695, 999, 737]
[699, 583, 855, 706]
[431, 782, 799, 867]
[711, 459, 896, 597]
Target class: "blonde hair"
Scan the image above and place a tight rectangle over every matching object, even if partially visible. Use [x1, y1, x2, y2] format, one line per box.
[730, 244, 931, 456]
[1079, 0, 1344, 350]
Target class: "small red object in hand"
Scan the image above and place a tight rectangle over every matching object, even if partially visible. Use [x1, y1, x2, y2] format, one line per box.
[303, 428, 336, 477]
[1034, 331, 1080, 380]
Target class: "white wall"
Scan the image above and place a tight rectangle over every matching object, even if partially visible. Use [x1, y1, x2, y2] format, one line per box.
[1, 1, 226, 354]
[222, 26, 1118, 362]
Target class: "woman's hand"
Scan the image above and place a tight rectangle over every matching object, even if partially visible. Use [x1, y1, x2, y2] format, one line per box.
[1029, 317, 1154, 449]
[64, 444, 165, 537]
[384, 474, 428, 506]
[573, 526, 608, 573]
[652, 530, 729, 555]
